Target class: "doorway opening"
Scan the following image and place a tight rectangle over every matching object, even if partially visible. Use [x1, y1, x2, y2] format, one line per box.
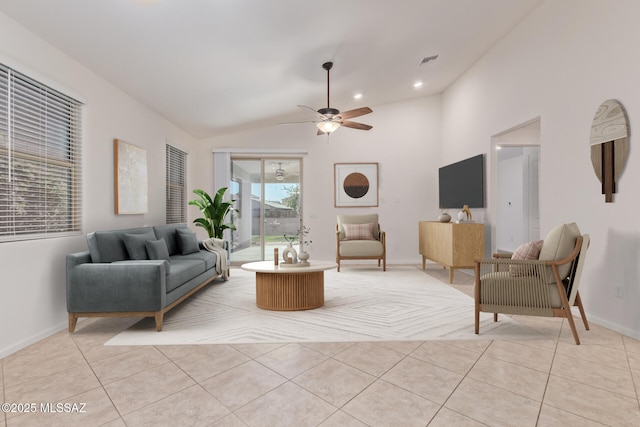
[491, 118, 540, 254]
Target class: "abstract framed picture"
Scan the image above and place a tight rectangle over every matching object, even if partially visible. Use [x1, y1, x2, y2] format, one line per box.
[334, 163, 379, 207]
[114, 139, 148, 214]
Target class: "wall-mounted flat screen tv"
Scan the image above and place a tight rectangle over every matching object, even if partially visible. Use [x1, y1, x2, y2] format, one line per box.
[438, 154, 485, 209]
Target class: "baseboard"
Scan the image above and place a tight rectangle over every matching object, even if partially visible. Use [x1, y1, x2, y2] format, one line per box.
[0, 320, 68, 359]
[585, 312, 640, 341]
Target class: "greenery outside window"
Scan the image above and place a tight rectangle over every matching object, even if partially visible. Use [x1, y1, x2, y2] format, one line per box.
[0, 63, 83, 241]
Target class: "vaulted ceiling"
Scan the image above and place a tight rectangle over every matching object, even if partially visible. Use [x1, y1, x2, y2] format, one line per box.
[0, 0, 542, 138]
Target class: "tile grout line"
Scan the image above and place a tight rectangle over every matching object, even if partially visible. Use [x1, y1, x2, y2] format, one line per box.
[534, 321, 560, 427]
[425, 338, 493, 426]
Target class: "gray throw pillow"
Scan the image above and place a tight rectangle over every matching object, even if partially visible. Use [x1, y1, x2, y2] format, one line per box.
[146, 239, 170, 261]
[123, 230, 156, 260]
[176, 228, 199, 255]
[146, 239, 171, 274]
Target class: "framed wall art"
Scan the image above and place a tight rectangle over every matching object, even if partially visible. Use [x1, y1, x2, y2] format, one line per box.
[114, 139, 148, 214]
[334, 162, 379, 207]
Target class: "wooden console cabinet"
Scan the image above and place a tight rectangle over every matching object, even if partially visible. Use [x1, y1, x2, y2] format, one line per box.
[419, 221, 484, 283]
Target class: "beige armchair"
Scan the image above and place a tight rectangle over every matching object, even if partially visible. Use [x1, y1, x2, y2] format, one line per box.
[336, 214, 386, 272]
[474, 223, 590, 344]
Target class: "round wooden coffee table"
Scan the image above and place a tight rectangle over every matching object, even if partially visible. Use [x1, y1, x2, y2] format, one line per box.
[241, 261, 337, 311]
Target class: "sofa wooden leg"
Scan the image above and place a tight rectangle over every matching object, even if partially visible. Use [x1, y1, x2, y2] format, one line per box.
[494, 313, 498, 322]
[155, 312, 164, 332]
[68, 313, 78, 333]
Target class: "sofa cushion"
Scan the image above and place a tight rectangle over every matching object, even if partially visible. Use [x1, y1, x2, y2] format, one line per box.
[343, 223, 375, 241]
[510, 240, 543, 277]
[123, 230, 157, 260]
[88, 227, 153, 263]
[171, 251, 216, 271]
[166, 259, 206, 292]
[153, 223, 188, 256]
[146, 239, 171, 265]
[176, 228, 200, 255]
[539, 223, 581, 282]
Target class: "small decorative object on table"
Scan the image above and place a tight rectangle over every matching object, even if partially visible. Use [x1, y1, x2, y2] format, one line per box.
[282, 244, 298, 265]
[457, 204, 473, 222]
[438, 212, 451, 223]
[282, 225, 312, 267]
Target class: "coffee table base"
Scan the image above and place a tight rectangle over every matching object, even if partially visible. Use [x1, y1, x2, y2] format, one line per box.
[256, 271, 324, 311]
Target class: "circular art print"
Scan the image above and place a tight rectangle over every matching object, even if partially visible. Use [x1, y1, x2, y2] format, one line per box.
[334, 163, 378, 207]
[343, 172, 369, 198]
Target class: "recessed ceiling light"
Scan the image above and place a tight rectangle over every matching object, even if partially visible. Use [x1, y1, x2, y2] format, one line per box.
[353, 93, 363, 100]
[413, 81, 423, 88]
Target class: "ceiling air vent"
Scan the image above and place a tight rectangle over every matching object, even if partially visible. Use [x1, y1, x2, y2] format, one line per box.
[419, 55, 439, 66]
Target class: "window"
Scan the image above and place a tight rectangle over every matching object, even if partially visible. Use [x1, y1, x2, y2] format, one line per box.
[0, 64, 83, 241]
[166, 144, 187, 223]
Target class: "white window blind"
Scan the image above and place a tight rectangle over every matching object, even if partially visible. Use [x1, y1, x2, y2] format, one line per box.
[0, 64, 83, 241]
[166, 144, 187, 223]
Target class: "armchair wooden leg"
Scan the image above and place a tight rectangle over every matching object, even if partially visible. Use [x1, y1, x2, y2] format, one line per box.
[68, 313, 78, 333]
[383, 257, 386, 271]
[574, 292, 590, 330]
[475, 307, 480, 334]
[564, 309, 581, 345]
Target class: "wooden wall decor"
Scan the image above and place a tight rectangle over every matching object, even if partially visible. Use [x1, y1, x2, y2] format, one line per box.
[590, 99, 629, 203]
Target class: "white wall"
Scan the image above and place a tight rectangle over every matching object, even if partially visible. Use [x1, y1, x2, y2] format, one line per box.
[194, 96, 442, 265]
[4, 0, 640, 357]
[441, 0, 640, 338]
[0, 12, 197, 357]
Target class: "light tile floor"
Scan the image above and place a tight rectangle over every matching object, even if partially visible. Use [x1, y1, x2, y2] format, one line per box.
[2, 266, 640, 426]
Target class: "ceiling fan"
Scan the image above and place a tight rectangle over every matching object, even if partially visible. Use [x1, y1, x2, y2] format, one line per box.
[290, 61, 373, 135]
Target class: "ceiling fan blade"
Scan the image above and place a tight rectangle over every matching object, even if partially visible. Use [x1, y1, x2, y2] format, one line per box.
[317, 128, 327, 136]
[336, 107, 372, 120]
[298, 104, 327, 120]
[278, 120, 317, 125]
[341, 120, 372, 131]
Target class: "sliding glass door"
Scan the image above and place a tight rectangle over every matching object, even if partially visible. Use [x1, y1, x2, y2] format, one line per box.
[230, 158, 302, 263]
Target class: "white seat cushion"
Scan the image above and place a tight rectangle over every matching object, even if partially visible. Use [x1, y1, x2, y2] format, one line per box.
[339, 240, 384, 257]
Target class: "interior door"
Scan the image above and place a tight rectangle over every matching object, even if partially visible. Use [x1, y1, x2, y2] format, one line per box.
[229, 158, 301, 263]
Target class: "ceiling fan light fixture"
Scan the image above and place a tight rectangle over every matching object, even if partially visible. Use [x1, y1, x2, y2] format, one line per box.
[275, 162, 285, 181]
[316, 120, 340, 133]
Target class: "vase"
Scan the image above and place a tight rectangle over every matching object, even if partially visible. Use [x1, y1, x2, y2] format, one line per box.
[438, 212, 451, 223]
[457, 210, 467, 221]
[282, 244, 298, 264]
[298, 250, 310, 264]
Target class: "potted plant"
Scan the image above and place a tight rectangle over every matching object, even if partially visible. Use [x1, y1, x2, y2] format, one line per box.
[188, 187, 237, 239]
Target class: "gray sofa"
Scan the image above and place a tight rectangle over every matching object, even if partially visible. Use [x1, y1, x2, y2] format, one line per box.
[66, 223, 228, 332]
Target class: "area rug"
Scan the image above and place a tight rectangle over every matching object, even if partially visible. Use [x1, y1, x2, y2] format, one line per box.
[106, 266, 543, 346]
